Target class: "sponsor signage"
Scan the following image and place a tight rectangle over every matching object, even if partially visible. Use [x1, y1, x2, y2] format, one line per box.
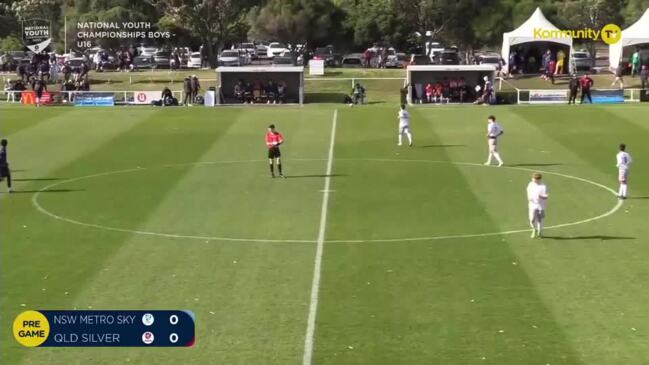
[309, 59, 325, 76]
[132, 91, 160, 105]
[22, 19, 52, 52]
[74, 93, 115, 106]
[591, 89, 624, 104]
[529, 89, 567, 104]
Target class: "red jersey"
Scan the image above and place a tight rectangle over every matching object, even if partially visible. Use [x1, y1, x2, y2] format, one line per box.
[266, 131, 284, 148]
[425, 83, 434, 94]
[580, 76, 593, 90]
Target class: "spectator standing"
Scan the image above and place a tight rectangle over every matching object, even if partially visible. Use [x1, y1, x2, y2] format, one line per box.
[631, 49, 639, 77]
[640, 49, 649, 89]
[190, 75, 200, 103]
[611, 62, 625, 89]
[568, 74, 580, 104]
[182, 76, 192, 106]
[579, 74, 594, 104]
[555, 49, 565, 75]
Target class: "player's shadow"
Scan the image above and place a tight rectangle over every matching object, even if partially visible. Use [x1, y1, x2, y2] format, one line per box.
[285, 174, 347, 179]
[543, 235, 635, 241]
[509, 163, 562, 167]
[7, 188, 85, 194]
[419, 144, 466, 148]
[627, 196, 649, 200]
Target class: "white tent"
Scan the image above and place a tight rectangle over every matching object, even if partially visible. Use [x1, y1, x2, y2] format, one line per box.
[609, 8, 649, 69]
[501, 7, 572, 66]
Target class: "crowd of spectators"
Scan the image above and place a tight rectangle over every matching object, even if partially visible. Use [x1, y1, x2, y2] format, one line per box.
[233, 79, 287, 104]
[3, 50, 92, 102]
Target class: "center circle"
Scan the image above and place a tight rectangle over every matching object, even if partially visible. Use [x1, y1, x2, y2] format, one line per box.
[32, 159, 620, 243]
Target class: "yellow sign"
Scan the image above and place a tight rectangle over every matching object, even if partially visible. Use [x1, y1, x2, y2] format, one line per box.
[533, 24, 621, 45]
[601, 24, 622, 45]
[13, 310, 50, 347]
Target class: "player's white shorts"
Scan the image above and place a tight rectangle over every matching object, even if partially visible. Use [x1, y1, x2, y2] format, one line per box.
[488, 137, 498, 152]
[399, 124, 410, 134]
[529, 207, 545, 223]
[618, 168, 629, 183]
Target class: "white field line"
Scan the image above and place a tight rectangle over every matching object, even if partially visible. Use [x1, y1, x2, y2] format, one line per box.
[302, 109, 337, 365]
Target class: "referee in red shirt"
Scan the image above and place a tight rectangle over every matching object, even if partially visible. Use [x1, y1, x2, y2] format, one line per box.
[266, 124, 285, 178]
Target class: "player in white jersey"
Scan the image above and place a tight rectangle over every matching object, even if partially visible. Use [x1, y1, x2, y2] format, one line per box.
[397, 104, 413, 147]
[526, 172, 549, 238]
[616, 143, 632, 199]
[484, 115, 504, 166]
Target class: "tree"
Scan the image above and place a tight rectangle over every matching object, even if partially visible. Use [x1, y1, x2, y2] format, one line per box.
[150, 0, 248, 67]
[248, 0, 344, 64]
[623, 0, 649, 26]
[0, 35, 22, 51]
[555, 0, 624, 65]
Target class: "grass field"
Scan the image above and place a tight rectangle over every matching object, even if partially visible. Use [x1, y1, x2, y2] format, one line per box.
[2, 102, 649, 364]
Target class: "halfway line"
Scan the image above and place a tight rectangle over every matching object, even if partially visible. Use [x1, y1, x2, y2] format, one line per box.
[303, 109, 338, 365]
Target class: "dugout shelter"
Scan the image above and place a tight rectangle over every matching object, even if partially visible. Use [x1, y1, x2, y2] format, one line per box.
[406, 65, 497, 104]
[216, 66, 304, 105]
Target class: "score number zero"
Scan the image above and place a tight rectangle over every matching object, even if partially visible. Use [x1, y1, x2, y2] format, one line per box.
[169, 314, 178, 344]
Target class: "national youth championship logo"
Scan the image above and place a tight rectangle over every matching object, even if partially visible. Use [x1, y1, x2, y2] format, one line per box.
[22, 19, 52, 52]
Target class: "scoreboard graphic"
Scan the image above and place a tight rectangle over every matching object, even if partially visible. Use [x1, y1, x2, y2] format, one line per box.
[13, 310, 195, 347]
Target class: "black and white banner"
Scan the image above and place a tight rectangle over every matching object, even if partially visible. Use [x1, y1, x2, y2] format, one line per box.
[22, 19, 52, 52]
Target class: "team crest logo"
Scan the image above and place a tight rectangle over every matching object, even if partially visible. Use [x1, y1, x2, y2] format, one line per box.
[22, 19, 52, 52]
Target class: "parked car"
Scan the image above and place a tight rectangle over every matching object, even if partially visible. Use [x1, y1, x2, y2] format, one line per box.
[187, 52, 202, 68]
[153, 51, 171, 68]
[476, 52, 501, 66]
[433, 49, 461, 65]
[133, 55, 155, 69]
[570, 50, 592, 72]
[267, 42, 287, 58]
[313, 46, 342, 67]
[139, 47, 157, 58]
[384, 48, 401, 68]
[272, 56, 294, 66]
[255, 43, 268, 59]
[341, 53, 364, 68]
[218, 50, 249, 66]
[237, 43, 257, 59]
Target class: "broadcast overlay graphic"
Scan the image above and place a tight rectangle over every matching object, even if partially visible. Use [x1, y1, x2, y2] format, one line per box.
[13, 310, 195, 347]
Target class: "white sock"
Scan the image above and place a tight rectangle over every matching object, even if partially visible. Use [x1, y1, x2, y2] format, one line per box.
[493, 152, 503, 164]
[398, 134, 403, 145]
[621, 183, 628, 197]
[486, 153, 492, 164]
[619, 184, 624, 196]
[406, 132, 412, 145]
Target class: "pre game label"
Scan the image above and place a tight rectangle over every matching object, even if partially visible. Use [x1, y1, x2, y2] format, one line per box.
[14, 310, 194, 347]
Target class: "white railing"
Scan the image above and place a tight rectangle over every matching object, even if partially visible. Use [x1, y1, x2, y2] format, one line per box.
[0, 90, 184, 104]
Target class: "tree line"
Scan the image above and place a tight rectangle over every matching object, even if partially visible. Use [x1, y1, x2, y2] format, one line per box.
[1, 0, 648, 66]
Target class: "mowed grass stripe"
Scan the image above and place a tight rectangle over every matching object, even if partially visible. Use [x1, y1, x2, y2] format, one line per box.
[17, 108, 333, 364]
[313, 107, 581, 363]
[3, 109, 241, 364]
[0, 105, 75, 136]
[494, 107, 649, 363]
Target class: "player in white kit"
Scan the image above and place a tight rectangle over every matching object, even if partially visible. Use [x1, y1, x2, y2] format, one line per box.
[616, 143, 632, 199]
[397, 104, 413, 147]
[527, 172, 549, 238]
[484, 115, 504, 166]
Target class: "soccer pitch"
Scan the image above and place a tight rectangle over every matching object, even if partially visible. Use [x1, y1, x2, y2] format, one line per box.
[2, 103, 649, 364]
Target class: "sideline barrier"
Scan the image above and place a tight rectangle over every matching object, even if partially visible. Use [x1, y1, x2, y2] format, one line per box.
[0, 90, 183, 105]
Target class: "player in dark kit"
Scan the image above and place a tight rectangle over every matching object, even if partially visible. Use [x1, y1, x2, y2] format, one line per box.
[0, 139, 12, 193]
[265, 124, 285, 178]
[568, 74, 580, 104]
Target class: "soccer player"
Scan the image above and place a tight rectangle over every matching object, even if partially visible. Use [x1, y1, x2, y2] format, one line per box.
[0, 139, 12, 193]
[265, 124, 285, 178]
[527, 172, 549, 238]
[397, 104, 413, 147]
[616, 143, 632, 199]
[484, 115, 504, 167]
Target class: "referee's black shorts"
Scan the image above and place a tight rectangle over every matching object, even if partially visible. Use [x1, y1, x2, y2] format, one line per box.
[0, 165, 9, 178]
[268, 147, 281, 159]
